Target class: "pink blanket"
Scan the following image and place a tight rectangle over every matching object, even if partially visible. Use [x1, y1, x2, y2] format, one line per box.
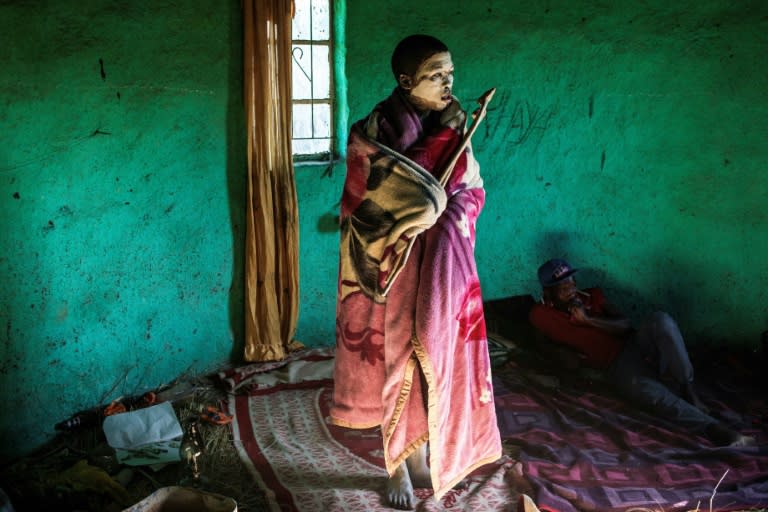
[330, 89, 501, 500]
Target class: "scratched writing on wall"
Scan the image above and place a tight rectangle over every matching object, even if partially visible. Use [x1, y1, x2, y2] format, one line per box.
[482, 90, 555, 148]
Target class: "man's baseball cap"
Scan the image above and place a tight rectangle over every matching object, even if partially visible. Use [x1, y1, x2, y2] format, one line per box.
[537, 258, 578, 287]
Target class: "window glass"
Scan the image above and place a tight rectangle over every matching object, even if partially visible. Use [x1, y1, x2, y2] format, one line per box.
[291, 44, 330, 100]
[291, 0, 332, 157]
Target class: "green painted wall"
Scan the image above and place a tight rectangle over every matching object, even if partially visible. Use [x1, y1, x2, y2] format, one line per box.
[2, 0, 767, 460]
[302, 1, 768, 346]
[337, 0, 768, 344]
[1, 1, 247, 459]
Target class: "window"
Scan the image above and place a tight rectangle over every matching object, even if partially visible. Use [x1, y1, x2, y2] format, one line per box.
[291, 0, 333, 159]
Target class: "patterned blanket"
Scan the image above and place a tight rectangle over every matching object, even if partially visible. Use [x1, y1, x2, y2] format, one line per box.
[493, 345, 768, 512]
[220, 340, 768, 511]
[330, 88, 501, 500]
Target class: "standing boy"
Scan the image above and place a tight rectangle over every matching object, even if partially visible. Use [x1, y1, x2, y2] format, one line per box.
[330, 35, 501, 509]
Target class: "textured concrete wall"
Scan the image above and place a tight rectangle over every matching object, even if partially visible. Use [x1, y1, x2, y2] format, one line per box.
[0, 1, 246, 459]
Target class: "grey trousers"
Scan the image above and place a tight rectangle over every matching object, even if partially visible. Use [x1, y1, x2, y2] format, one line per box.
[609, 311, 717, 433]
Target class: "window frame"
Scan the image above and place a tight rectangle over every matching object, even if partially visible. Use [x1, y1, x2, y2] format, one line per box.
[291, 0, 337, 162]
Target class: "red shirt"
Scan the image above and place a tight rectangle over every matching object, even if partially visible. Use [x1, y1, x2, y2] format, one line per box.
[528, 287, 625, 369]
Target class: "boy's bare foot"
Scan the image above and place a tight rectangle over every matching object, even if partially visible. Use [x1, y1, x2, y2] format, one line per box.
[405, 443, 432, 489]
[386, 444, 432, 509]
[386, 462, 415, 510]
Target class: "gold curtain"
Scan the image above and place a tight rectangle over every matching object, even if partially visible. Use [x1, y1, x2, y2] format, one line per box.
[242, 0, 301, 362]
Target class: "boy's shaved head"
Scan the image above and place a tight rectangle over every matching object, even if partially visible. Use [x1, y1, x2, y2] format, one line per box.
[391, 34, 449, 81]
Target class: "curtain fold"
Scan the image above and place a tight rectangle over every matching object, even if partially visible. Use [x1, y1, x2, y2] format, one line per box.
[242, 0, 301, 362]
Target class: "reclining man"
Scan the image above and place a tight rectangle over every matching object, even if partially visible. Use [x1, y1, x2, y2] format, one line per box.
[529, 258, 755, 448]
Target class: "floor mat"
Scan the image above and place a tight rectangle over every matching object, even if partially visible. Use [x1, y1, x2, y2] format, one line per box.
[493, 356, 768, 512]
[221, 350, 523, 511]
[220, 345, 768, 512]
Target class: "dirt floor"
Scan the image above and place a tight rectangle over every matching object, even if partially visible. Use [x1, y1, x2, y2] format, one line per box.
[0, 373, 269, 512]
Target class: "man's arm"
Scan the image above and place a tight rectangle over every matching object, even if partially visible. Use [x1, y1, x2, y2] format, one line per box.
[569, 302, 632, 335]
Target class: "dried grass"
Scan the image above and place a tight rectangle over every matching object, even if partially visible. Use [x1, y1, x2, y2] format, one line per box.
[137, 377, 270, 512]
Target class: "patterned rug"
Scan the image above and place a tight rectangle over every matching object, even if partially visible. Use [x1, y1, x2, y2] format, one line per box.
[221, 349, 524, 511]
[220, 345, 768, 512]
[492, 348, 768, 512]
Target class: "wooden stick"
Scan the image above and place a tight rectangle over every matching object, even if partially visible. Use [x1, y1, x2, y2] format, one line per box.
[381, 87, 497, 297]
[439, 87, 496, 187]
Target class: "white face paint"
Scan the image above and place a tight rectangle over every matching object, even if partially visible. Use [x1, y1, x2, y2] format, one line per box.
[400, 51, 454, 112]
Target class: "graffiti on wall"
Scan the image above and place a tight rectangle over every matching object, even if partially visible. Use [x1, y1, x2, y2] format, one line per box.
[481, 90, 555, 149]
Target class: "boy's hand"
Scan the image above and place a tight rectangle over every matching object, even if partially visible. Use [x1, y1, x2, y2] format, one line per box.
[440, 98, 466, 131]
